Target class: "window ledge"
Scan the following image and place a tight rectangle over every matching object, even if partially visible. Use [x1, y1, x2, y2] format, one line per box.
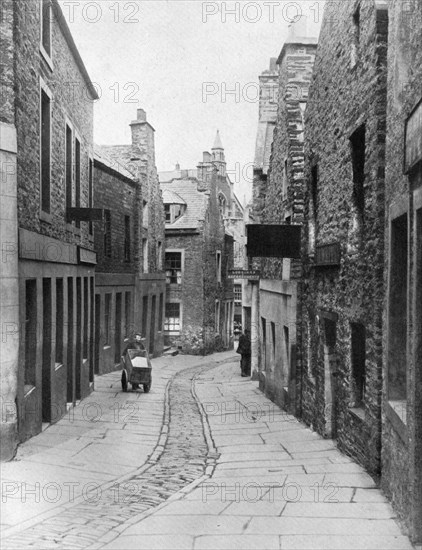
[40, 210, 53, 224]
[24, 385, 36, 398]
[386, 400, 408, 443]
[40, 46, 53, 71]
[349, 406, 365, 421]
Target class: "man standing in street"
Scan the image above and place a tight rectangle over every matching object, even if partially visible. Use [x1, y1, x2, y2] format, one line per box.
[237, 329, 251, 377]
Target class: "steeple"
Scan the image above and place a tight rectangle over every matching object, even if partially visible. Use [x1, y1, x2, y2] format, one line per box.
[212, 130, 224, 151]
[211, 130, 226, 169]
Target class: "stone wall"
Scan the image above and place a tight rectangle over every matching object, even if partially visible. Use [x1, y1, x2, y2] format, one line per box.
[94, 163, 140, 274]
[253, 40, 317, 415]
[165, 231, 205, 353]
[13, 1, 95, 248]
[382, 0, 422, 542]
[302, 0, 388, 476]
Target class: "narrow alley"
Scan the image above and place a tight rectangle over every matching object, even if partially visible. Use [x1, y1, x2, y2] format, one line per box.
[1, 353, 414, 550]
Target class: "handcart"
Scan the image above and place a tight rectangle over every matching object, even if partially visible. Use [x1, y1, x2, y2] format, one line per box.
[121, 348, 152, 393]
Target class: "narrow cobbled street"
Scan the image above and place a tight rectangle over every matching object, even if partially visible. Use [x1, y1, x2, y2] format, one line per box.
[1, 352, 414, 550]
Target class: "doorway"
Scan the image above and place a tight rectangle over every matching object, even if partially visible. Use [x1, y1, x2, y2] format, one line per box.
[42, 279, 52, 422]
[94, 294, 100, 375]
[149, 295, 156, 356]
[323, 317, 338, 439]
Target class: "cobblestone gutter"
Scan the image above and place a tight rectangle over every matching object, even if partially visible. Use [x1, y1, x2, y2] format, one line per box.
[2, 363, 223, 550]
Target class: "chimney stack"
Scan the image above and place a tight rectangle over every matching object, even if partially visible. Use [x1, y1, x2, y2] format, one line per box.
[130, 108, 156, 170]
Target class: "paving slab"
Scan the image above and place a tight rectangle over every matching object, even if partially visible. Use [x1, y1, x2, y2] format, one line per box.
[245, 516, 404, 536]
[278, 535, 414, 549]
[123, 514, 247, 536]
[283, 502, 397, 518]
[194, 534, 280, 549]
[102, 534, 194, 549]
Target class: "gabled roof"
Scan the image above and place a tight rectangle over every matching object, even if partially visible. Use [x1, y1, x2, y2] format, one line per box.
[162, 188, 186, 205]
[161, 179, 208, 230]
[94, 147, 136, 181]
[51, 0, 99, 100]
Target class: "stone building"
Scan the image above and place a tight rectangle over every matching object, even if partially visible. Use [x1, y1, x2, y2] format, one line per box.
[1, 0, 98, 458]
[252, 58, 279, 223]
[159, 134, 234, 354]
[381, 0, 422, 542]
[251, 18, 318, 408]
[301, 0, 389, 477]
[96, 110, 166, 362]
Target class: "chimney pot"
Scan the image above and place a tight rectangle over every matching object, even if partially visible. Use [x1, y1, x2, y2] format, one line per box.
[175, 162, 180, 170]
[137, 108, 147, 122]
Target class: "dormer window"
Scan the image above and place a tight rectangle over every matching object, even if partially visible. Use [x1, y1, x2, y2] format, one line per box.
[164, 203, 186, 224]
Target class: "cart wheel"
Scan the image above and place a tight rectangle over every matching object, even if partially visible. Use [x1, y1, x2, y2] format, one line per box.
[143, 383, 151, 393]
[121, 370, 128, 392]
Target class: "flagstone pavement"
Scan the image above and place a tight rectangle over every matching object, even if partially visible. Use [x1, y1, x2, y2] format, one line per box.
[0, 352, 415, 550]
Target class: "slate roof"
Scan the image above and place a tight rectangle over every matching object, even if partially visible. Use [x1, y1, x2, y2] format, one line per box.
[162, 188, 186, 205]
[94, 147, 136, 181]
[161, 179, 208, 230]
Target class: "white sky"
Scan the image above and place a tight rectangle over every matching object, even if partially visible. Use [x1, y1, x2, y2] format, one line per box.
[60, 0, 324, 203]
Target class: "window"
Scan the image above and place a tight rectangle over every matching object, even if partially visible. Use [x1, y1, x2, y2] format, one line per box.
[282, 159, 288, 199]
[41, 0, 51, 58]
[215, 301, 221, 331]
[165, 252, 182, 284]
[388, 213, 408, 412]
[89, 158, 93, 235]
[165, 203, 185, 224]
[349, 125, 366, 253]
[353, 4, 361, 43]
[55, 279, 63, 366]
[350, 323, 366, 408]
[75, 137, 81, 228]
[125, 291, 132, 335]
[157, 241, 163, 270]
[350, 124, 366, 213]
[219, 194, 227, 217]
[216, 251, 222, 284]
[158, 293, 164, 332]
[25, 280, 37, 391]
[234, 284, 242, 305]
[351, 4, 361, 67]
[142, 239, 148, 273]
[41, 88, 51, 213]
[261, 318, 267, 369]
[104, 294, 111, 346]
[143, 201, 148, 228]
[165, 303, 180, 334]
[104, 211, 111, 257]
[65, 125, 72, 214]
[124, 215, 131, 262]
